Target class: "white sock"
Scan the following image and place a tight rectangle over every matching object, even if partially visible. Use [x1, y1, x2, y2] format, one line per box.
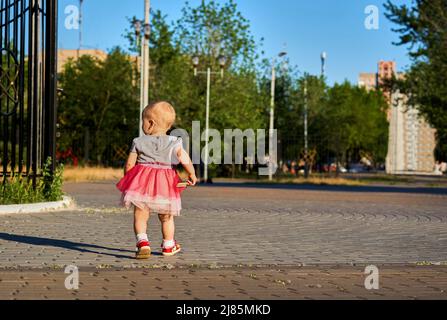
[136, 233, 148, 243]
[163, 239, 175, 248]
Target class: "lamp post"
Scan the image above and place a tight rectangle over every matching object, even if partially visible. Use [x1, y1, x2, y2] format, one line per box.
[268, 51, 287, 181]
[192, 55, 227, 183]
[77, 0, 84, 59]
[303, 77, 309, 178]
[143, 0, 150, 110]
[134, 0, 151, 137]
[133, 19, 143, 136]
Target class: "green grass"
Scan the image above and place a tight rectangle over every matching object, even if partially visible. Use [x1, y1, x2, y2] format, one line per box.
[353, 175, 414, 185]
[0, 158, 64, 205]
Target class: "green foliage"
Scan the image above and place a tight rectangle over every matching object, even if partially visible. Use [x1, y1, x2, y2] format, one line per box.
[325, 82, 389, 165]
[58, 47, 139, 163]
[385, 0, 447, 160]
[125, 10, 180, 63]
[65, 1, 265, 166]
[259, 69, 388, 166]
[122, 2, 265, 133]
[59, 0, 391, 173]
[0, 158, 64, 205]
[1, 175, 44, 205]
[42, 158, 65, 202]
[175, 0, 259, 70]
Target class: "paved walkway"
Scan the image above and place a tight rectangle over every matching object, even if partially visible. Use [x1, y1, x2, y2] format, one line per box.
[1, 181, 447, 299]
[1, 266, 446, 300]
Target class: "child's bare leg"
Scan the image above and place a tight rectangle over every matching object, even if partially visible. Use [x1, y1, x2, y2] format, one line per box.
[158, 214, 175, 241]
[134, 207, 151, 259]
[134, 207, 149, 235]
[159, 214, 180, 256]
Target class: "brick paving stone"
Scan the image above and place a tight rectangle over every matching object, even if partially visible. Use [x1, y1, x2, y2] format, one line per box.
[1, 181, 447, 299]
[1, 182, 447, 268]
[0, 266, 446, 300]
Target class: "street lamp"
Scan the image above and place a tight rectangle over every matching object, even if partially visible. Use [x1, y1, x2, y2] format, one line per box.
[192, 56, 200, 76]
[133, 19, 142, 40]
[77, 0, 84, 59]
[135, 0, 151, 137]
[144, 23, 151, 40]
[218, 55, 227, 77]
[321, 51, 327, 77]
[268, 51, 287, 181]
[192, 55, 227, 183]
[133, 19, 144, 136]
[303, 77, 309, 178]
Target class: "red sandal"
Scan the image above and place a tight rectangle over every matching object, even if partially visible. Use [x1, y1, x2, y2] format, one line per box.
[162, 241, 181, 257]
[136, 240, 151, 259]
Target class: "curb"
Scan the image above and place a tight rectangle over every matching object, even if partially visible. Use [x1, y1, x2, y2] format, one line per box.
[0, 196, 75, 215]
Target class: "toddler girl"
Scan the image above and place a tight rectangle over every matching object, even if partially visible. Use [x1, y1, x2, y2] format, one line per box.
[116, 101, 197, 259]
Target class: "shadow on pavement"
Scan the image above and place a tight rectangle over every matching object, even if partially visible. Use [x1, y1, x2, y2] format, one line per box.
[207, 182, 447, 196]
[0, 233, 134, 260]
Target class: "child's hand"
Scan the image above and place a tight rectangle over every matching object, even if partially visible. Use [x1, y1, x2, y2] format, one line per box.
[188, 175, 198, 186]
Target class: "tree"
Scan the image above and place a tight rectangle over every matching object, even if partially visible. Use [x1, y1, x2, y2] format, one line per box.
[296, 74, 330, 169]
[56, 0, 392, 174]
[124, 10, 201, 129]
[124, 10, 179, 65]
[325, 82, 389, 170]
[262, 69, 328, 165]
[121, 1, 266, 179]
[123, 0, 265, 134]
[175, 0, 259, 70]
[58, 48, 139, 164]
[385, 0, 447, 160]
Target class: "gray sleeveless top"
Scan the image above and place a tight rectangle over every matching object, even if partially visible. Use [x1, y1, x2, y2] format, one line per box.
[130, 135, 183, 165]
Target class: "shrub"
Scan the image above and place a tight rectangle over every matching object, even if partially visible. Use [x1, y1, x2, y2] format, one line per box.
[0, 158, 64, 205]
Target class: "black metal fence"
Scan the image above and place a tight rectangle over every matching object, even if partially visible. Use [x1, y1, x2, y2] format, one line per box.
[0, 0, 58, 186]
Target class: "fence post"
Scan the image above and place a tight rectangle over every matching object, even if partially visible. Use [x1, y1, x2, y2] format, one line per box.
[44, 0, 58, 174]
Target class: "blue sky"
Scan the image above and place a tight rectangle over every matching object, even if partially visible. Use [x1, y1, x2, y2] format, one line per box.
[58, 0, 412, 85]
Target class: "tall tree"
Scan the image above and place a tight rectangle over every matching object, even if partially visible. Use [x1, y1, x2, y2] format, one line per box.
[175, 0, 259, 70]
[123, 1, 265, 133]
[124, 10, 179, 65]
[325, 82, 389, 168]
[58, 48, 139, 164]
[385, 0, 447, 160]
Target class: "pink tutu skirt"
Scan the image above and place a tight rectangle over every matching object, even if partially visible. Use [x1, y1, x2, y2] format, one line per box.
[116, 163, 184, 216]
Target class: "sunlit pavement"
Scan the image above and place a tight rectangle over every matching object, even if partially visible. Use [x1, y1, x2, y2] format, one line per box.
[1, 181, 446, 299]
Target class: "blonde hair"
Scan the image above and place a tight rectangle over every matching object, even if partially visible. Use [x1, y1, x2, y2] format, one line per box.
[142, 101, 176, 130]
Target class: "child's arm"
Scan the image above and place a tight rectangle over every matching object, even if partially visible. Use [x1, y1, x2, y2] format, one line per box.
[125, 152, 138, 174]
[177, 148, 198, 186]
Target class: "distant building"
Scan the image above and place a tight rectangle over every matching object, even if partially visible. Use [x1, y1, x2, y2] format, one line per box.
[359, 61, 438, 175]
[57, 49, 108, 73]
[358, 73, 377, 91]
